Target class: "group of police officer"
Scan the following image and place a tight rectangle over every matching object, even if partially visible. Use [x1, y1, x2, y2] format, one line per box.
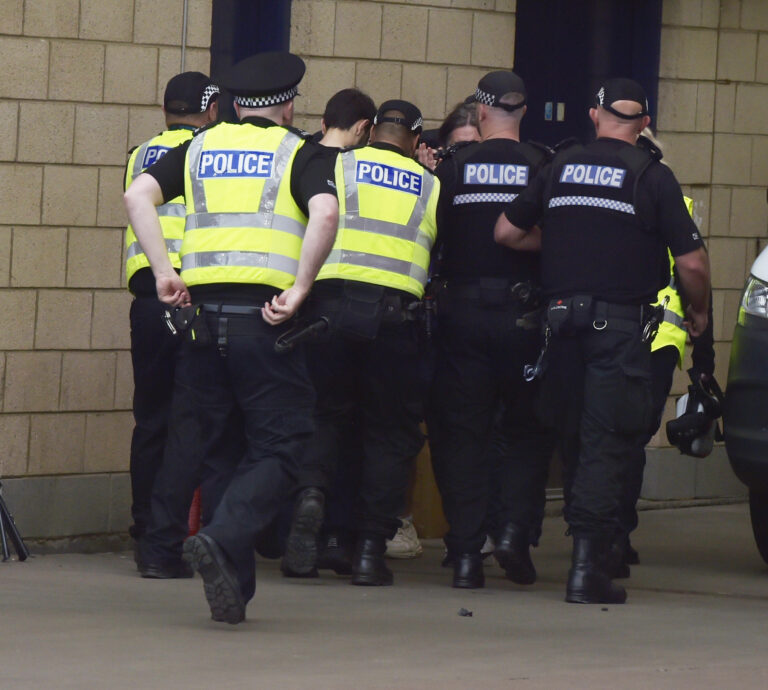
[123, 51, 711, 624]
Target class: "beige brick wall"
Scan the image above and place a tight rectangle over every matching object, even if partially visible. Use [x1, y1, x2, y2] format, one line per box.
[291, 0, 517, 131]
[0, 0, 212, 484]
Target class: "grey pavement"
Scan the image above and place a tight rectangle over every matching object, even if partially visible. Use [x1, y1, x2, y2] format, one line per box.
[3, 503, 768, 689]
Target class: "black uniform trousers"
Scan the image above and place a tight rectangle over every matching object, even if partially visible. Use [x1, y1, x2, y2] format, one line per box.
[540, 317, 653, 538]
[618, 344, 679, 537]
[297, 311, 425, 540]
[128, 296, 180, 540]
[428, 294, 552, 556]
[141, 310, 315, 603]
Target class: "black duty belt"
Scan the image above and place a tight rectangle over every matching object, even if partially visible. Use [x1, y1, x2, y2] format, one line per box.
[201, 303, 262, 316]
[591, 301, 647, 323]
[445, 279, 540, 308]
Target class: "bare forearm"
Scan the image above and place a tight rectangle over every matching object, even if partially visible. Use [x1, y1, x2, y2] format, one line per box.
[294, 193, 339, 294]
[494, 213, 540, 251]
[123, 173, 176, 278]
[675, 247, 710, 313]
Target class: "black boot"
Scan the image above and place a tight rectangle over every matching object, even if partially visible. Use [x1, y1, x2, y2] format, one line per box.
[281, 488, 325, 578]
[351, 535, 393, 586]
[565, 536, 627, 604]
[452, 553, 485, 589]
[606, 536, 631, 579]
[316, 530, 353, 575]
[494, 522, 536, 585]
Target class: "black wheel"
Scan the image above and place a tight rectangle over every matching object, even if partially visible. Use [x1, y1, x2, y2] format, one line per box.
[748, 488, 768, 565]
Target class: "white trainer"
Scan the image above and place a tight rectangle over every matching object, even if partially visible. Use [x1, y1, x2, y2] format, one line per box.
[385, 516, 423, 559]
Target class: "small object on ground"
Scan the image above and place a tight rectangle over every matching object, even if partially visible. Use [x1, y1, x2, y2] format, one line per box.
[458, 608, 473, 617]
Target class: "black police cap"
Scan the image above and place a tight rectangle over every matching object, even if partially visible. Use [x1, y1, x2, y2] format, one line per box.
[221, 52, 306, 107]
[374, 99, 423, 134]
[595, 78, 649, 120]
[466, 71, 527, 112]
[164, 71, 219, 115]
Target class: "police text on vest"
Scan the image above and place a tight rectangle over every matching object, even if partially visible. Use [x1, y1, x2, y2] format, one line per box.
[356, 162, 422, 196]
[198, 150, 275, 178]
[464, 163, 529, 186]
[142, 146, 171, 169]
[560, 164, 626, 188]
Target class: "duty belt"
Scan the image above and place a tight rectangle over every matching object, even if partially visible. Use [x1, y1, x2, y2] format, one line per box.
[201, 303, 262, 316]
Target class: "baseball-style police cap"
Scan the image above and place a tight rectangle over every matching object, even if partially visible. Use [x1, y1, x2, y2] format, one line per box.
[221, 51, 306, 108]
[466, 71, 527, 112]
[595, 78, 649, 119]
[163, 72, 220, 114]
[374, 99, 423, 134]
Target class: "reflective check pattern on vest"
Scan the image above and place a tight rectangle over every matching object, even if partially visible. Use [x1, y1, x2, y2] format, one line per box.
[181, 122, 307, 289]
[124, 128, 193, 284]
[317, 147, 439, 298]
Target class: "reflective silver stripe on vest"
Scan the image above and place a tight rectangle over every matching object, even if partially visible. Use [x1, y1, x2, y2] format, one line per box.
[181, 251, 298, 276]
[663, 310, 686, 329]
[157, 202, 186, 218]
[131, 142, 150, 180]
[548, 195, 635, 215]
[185, 211, 305, 237]
[126, 238, 183, 260]
[453, 192, 517, 205]
[259, 131, 300, 214]
[187, 134, 209, 213]
[338, 215, 433, 252]
[324, 249, 428, 287]
[339, 150, 435, 257]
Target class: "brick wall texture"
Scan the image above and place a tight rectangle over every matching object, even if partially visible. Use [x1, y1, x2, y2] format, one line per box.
[0, 0, 765, 481]
[0, 0, 211, 479]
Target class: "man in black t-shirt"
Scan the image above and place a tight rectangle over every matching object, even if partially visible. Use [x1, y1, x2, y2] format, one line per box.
[496, 78, 710, 604]
[428, 71, 554, 590]
[124, 52, 339, 624]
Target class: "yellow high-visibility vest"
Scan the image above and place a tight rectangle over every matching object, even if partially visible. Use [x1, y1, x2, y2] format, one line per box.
[317, 146, 439, 298]
[651, 195, 694, 365]
[124, 127, 194, 284]
[181, 122, 307, 289]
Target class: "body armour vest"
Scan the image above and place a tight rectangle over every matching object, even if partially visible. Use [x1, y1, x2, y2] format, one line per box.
[438, 139, 549, 283]
[181, 122, 307, 290]
[317, 146, 439, 299]
[124, 128, 193, 285]
[540, 140, 665, 304]
[651, 195, 694, 364]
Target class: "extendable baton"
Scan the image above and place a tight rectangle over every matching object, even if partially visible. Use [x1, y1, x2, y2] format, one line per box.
[274, 317, 329, 354]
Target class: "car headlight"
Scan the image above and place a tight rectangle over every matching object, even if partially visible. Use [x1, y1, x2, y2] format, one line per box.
[739, 276, 768, 321]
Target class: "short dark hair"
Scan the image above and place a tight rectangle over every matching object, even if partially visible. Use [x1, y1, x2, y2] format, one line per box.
[323, 88, 376, 130]
[438, 102, 478, 147]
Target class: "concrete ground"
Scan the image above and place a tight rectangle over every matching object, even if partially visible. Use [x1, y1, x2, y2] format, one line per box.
[3, 503, 768, 689]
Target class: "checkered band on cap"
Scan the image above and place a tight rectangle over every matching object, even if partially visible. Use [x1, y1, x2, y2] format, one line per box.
[474, 88, 496, 106]
[201, 84, 220, 111]
[235, 86, 299, 108]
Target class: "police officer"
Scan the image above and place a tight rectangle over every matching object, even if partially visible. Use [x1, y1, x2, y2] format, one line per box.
[495, 78, 710, 604]
[613, 191, 716, 576]
[124, 71, 219, 577]
[124, 51, 339, 624]
[281, 100, 439, 586]
[427, 71, 554, 589]
[279, 88, 377, 579]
